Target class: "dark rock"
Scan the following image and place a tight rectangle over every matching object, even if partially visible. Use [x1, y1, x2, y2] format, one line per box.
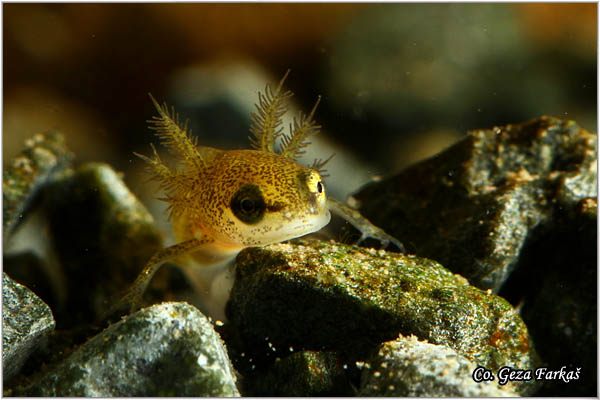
[354, 116, 596, 396]
[506, 196, 596, 396]
[3, 251, 56, 309]
[3, 131, 72, 242]
[244, 350, 352, 396]
[226, 239, 539, 394]
[359, 334, 517, 396]
[42, 162, 162, 326]
[355, 116, 596, 292]
[19, 302, 240, 397]
[3, 273, 55, 382]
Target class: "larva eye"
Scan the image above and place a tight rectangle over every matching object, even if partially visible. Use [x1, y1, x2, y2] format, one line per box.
[231, 184, 266, 224]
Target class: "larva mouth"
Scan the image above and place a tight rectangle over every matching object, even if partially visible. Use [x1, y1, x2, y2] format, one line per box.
[247, 209, 332, 246]
[294, 223, 315, 231]
[295, 210, 331, 233]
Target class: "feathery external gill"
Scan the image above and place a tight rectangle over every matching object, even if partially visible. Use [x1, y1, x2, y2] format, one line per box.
[249, 69, 293, 152]
[137, 97, 203, 220]
[280, 96, 322, 160]
[310, 154, 335, 178]
[141, 73, 334, 221]
[249, 70, 333, 174]
[134, 145, 198, 220]
[147, 94, 205, 172]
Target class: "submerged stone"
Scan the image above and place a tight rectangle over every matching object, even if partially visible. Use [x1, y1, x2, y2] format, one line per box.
[3, 273, 55, 382]
[507, 196, 597, 396]
[359, 334, 517, 397]
[3, 251, 56, 310]
[353, 116, 596, 396]
[355, 116, 597, 292]
[19, 302, 239, 397]
[226, 239, 538, 394]
[3, 131, 72, 242]
[244, 350, 352, 396]
[42, 162, 162, 326]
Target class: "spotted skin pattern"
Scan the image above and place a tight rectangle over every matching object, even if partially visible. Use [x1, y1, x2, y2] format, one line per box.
[179, 150, 329, 247]
[103, 72, 401, 321]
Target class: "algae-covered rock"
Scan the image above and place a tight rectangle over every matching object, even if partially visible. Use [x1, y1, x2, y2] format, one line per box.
[3, 131, 72, 243]
[355, 116, 596, 292]
[3, 273, 55, 382]
[42, 162, 162, 325]
[19, 302, 239, 396]
[244, 350, 352, 396]
[227, 239, 538, 394]
[359, 334, 518, 397]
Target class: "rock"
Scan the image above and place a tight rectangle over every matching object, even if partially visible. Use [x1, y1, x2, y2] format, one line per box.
[244, 350, 352, 396]
[3, 251, 56, 309]
[3, 273, 55, 382]
[354, 116, 596, 396]
[506, 196, 596, 396]
[226, 239, 538, 394]
[359, 334, 517, 397]
[19, 302, 239, 397]
[355, 116, 596, 292]
[3, 131, 72, 242]
[42, 162, 162, 326]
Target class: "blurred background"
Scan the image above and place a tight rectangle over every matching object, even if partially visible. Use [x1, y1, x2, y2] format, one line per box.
[4, 3, 597, 205]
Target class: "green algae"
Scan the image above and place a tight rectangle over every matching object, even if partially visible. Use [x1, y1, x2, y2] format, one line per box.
[227, 238, 538, 394]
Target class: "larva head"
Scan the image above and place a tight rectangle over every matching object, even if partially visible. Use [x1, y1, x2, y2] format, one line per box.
[199, 149, 330, 247]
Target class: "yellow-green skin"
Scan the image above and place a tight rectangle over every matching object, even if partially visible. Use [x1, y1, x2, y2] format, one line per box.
[106, 89, 399, 321]
[106, 86, 336, 321]
[173, 148, 331, 268]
